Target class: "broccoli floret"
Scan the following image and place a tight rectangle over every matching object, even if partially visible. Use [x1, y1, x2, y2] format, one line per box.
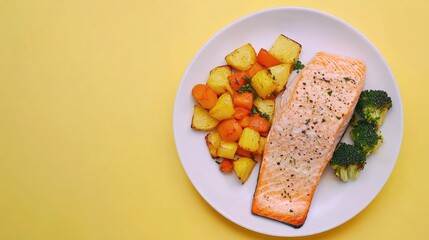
[349, 113, 362, 127]
[355, 90, 392, 128]
[350, 121, 383, 156]
[330, 143, 366, 182]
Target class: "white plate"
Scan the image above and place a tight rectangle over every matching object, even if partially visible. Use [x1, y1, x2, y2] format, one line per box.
[173, 7, 403, 237]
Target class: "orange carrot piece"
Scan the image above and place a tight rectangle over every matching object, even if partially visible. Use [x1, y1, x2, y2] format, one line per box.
[192, 84, 218, 109]
[266, 94, 277, 101]
[249, 114, 270, 133]
[239, 115, 251, 128]
[217, 118, 243, 142]
[219, 159, 234, 173]
[233, 92, 254, 110]
[234, 107, 251, 120]
[228, 71, 248, 91]
[257, 48, 282, 68]
[246, 62, 264, 78]
[236, 147, 253, 158]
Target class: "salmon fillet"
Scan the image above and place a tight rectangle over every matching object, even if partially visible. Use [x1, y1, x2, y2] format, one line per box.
[251, 52, 366, 228]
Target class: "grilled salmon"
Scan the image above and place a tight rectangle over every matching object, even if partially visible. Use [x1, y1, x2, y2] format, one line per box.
[251, 52, 366, 228]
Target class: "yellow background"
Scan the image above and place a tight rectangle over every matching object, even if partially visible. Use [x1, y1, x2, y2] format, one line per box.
[0, 0, 427, 239]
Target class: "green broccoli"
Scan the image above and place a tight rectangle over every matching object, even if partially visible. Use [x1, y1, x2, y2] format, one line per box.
[349, 113, 362, 127]
[330, 143, 366, 182]
[355, 90, 392, 128]
[350, 121, 383, 156]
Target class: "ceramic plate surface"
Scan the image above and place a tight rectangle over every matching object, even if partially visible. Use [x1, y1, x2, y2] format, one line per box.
[173, 7, 403, 237]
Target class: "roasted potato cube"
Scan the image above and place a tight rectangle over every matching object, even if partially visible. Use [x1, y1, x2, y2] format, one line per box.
[251, 69, 276, 99]
[191, 105, 219, 130]
[254, 98, 275, 123]
[238, 127, 260, 152]
[205, 131, 221, 158]
[209, 92, 235, 121]
[217, 140, 238, 159]
[207, 66, 234, 95]
[269, 34, 302, 64]
[234, 157, 256, 184]
[269, 63, 292, 93]
[225, 43, 257, 71]
[256, 137, 266, 155]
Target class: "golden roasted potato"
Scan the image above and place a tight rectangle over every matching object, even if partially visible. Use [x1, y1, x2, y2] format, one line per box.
[269, 63, 292, 93]
[253, 98, 275, 123]
[205, 131, 221, 158]
[216, 140, 238, 159]
[251, 69, 276, 99]
[269, 34, 302, 64]
[256, 137, 266, 155]
[234, 157, 256, 184]
[191, 105, 219, 130]
[225, 43, 257, 71]
[207, 66, 234, 95]
[209, 92, 235, 121]
[238, 127, 260, 152]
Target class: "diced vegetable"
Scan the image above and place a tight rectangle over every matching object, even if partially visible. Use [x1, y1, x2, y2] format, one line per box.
[209, 92, 235, 121]
[250, 69, 276, 99]
[246, 62, 264, 78]
[234, 157, 256, 184]
[217, 140, 238, 159]
[269, 63, 292, 93]
[269, 34, 302, 64]
[228, 71, 248, 91]
[205, 131, 221, 158]
[238, 127, 260, 152]
[249, 114, 270, 133]
[207, 66, 234, 95]
[233, 92, 254, 110]
[239, 115, 251, 128]
[236, 147, 253, 158]
[257, 48, 282, 68]
[253, 98, 275, 123]
[256, 137, 266, 155]
[192, 84, 218, 109]
[217, 119, 243, 142]
[219, 159, 234, 173]
[191, 105, 219, 130]
[225, 43, 257, 71]
[228, 64, 263, 91]
[233, 107, 251, 120]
